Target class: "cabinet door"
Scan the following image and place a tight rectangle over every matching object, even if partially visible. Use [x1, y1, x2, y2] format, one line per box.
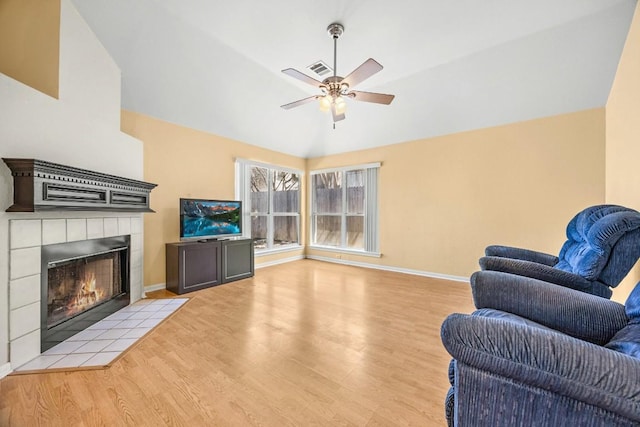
[221, 239, 254, 283]
[181, 242, 221, 291]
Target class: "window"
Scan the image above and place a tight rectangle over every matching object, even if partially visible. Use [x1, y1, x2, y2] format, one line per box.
[310, 163, 379, 254]
[236, 160, 301, 251]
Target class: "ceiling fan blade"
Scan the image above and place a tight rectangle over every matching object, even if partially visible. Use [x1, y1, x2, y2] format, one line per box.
[341, 58, 383, 88]
[331, 104, 345, 122]
[282, 68, 324, 88]
[348, 90, 395, 105]
[280, 95, 319, 110]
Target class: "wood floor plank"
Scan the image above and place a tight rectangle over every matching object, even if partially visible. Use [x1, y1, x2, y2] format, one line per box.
[0, 260, 475, 426]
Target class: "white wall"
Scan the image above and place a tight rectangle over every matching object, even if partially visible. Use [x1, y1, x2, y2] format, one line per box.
[0, 0, 143, 372]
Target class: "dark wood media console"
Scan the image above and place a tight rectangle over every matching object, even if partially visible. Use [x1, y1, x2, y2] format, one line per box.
[165, 238, 254, 295]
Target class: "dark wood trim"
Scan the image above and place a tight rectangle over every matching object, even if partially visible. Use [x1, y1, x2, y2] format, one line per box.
[3, 158, 157, 212]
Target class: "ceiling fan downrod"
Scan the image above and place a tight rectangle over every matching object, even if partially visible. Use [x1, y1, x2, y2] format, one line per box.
[327, 23, 344, 79]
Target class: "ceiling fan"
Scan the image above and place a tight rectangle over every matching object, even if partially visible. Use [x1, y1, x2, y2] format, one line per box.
[280, 23, 395, 124]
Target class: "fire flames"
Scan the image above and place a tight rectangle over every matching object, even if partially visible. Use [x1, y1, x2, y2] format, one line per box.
[67, 271, 105, 315]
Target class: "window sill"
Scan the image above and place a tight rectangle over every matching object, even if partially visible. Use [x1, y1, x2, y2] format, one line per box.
[255, 244, 303, 257]
[308, 245, 381, 258]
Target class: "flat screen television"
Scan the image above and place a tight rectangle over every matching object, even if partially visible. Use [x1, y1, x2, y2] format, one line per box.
[179, 198, 243, 240]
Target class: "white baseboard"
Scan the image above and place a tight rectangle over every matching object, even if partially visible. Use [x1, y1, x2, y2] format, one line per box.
[144, 282, 166, 293]
[256, 255, 305, 269]
[0, 362, 12, 379]
[305, 255, 470, 283]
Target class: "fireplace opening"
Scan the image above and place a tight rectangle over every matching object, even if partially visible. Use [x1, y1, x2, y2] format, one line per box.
[48, 249, 124, 328]
[41, 236, 130, 351]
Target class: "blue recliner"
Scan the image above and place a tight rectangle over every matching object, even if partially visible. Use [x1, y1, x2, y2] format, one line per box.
[442, 270, 640, 426]
[479, 204, 640, 298]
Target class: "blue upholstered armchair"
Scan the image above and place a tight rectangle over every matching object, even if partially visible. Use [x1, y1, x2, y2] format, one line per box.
[441, 271, 640, 427]
[479, 204, 640, 298]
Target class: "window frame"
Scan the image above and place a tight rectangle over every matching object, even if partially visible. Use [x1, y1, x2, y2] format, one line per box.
[309, 162, 380, 256]
[235, 159, 302, 254]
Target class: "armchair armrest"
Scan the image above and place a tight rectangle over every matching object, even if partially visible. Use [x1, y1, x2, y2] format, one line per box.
[478, 256, 612, 298]
[484, 245, 558, 266]
[471, 270, 627, 345]
[441, 313, 640, 422]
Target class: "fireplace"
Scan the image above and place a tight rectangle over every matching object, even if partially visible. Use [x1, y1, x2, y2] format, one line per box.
[41, 236, 130, 351]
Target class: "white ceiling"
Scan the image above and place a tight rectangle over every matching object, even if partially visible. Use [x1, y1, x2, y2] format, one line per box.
[70, 0, 636, 158]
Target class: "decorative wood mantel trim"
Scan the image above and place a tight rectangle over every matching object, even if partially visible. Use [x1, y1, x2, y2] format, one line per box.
[3, 158, 157, 212]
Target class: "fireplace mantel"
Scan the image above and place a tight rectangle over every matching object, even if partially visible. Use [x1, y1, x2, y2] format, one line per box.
[3, 158, 157, 212]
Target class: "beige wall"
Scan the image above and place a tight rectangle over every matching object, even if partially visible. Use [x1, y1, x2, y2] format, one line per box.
[124, 106, 606, 287]
[308, 109, 606, 278]
[120, 111, 306, 287]
[606, 1, 640, 303]
[0, 0, 59, 98]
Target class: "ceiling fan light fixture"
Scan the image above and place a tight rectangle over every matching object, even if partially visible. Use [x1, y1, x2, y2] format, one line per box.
[319, 95, 332, 112]
[334, 96, 347, 115]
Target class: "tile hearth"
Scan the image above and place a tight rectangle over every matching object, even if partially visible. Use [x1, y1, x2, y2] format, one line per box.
[14, 298, 187, 373]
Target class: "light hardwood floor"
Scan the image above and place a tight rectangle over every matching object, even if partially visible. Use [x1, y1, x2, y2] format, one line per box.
[0, 260, 475, 426]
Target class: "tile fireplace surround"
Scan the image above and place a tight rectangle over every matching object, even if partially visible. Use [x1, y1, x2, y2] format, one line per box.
[8, 216, 143, 369]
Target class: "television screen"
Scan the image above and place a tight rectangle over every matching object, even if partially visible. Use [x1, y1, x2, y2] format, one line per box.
[180, 198, 242, 240]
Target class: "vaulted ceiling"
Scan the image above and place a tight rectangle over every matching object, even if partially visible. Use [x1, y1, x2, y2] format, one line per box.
[70, 0, 636, 158]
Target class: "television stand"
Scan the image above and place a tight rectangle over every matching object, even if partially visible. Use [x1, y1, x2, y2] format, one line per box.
[165, 238, 254, 295]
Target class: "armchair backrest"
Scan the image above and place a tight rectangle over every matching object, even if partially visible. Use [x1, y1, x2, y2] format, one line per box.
[555, 205, 640, 288]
